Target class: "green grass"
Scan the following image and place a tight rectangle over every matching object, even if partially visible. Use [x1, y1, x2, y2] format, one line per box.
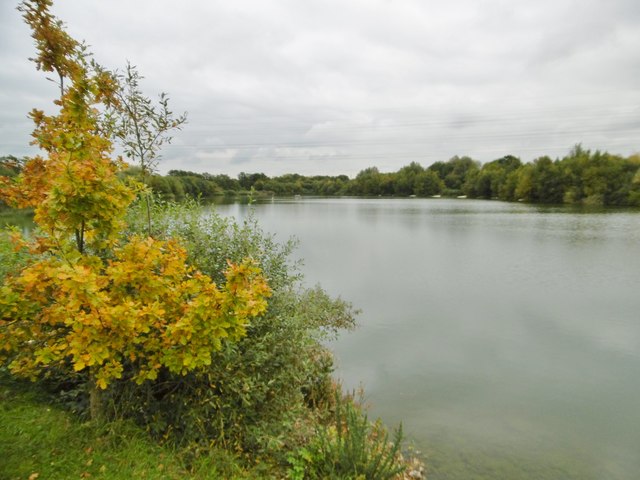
[0, 380, 265, 480]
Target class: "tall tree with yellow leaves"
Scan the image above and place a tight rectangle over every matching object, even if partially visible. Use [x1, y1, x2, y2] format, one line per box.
[0, 0, 270, 419]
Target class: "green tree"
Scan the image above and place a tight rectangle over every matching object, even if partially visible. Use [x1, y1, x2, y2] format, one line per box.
[529, 156, 565, 204]
[427, 160, 452, 181]
[394, 162, 424, 195]
[514, 163, 534, 201]
[560, 148, 639, 206]
[109, 63, 187, 234]
[352, 167, 383, 195]
[414, 169, 443, 196]
[468, 155, 521, 199]
[429, 156, 479, 194]
[499, 168, 522, 201]
[238, 172, 268, 190]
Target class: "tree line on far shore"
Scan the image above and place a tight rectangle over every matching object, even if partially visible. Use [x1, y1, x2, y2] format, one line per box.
[4, 145, 640, 206]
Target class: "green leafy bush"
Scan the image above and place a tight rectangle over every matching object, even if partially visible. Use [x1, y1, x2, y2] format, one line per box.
[100, 198, 357, 460]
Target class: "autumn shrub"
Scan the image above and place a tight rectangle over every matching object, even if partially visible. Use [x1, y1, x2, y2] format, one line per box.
[92, 198, 357, 457]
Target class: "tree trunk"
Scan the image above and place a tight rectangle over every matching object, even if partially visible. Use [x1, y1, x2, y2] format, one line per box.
[89, 383, 103, 421]
[145, 193, 152, 237]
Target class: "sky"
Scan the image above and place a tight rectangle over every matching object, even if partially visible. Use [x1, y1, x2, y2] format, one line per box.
[1, 0, 639, 177]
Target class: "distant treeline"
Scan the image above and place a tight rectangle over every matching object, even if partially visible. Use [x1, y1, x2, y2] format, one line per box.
[3, 146, 640, 206]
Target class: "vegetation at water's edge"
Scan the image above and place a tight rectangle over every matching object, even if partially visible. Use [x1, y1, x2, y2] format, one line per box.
[167, 147, 640, 206]
[7, 145, 636, 207]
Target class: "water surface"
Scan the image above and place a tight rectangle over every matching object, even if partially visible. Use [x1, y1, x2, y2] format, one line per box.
[214, 197, 640, 480]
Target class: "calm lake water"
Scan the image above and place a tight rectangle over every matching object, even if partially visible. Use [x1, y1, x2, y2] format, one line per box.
[213, 197, 640, 480]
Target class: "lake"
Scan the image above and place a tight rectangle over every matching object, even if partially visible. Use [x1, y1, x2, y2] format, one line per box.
[212, 197, 640, 480]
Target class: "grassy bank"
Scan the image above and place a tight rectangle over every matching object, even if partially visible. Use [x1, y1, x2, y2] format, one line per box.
[0, 379, 261, 480]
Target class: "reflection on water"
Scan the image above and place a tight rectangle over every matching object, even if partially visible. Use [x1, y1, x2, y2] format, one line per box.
[214, 197, 640, 480]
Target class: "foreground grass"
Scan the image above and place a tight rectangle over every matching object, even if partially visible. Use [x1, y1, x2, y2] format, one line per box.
[0, 380, 262, 480]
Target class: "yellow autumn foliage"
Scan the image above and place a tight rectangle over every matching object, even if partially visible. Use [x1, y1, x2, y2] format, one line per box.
[0, 0, 272, 394]
[0, 236, 270, 389]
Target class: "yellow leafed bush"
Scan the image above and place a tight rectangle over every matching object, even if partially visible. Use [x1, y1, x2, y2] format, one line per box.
[0, 235, 270, 390]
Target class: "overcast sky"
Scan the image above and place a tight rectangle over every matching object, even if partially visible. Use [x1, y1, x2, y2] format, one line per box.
[1, 0, 639, 177]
